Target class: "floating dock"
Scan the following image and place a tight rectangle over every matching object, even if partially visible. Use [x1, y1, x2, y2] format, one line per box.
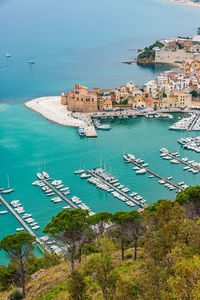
[125, 160, 184, 190]
[43, 180, 77, 209]
[166, 152, 200, 172]
[0, 195, 51, 254]
[86, 170, 144, 207]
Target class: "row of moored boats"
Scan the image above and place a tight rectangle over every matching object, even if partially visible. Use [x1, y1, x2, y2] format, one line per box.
[160, 148, 200, 175]
[11, 200, 40, 231]
[75, 168, 146, 209]
[178, 137, 200, 153]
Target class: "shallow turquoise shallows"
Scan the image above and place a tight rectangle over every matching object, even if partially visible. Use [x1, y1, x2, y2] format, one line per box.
[1, 0, 200, 264]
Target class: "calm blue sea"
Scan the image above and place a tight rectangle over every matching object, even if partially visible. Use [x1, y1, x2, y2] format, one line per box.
[0, 0, 200, 264]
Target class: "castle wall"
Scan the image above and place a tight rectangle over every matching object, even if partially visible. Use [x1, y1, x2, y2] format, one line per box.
[155, 50, 200, 64]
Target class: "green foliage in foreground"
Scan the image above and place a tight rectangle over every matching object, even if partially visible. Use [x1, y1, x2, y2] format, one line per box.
[1, 186, 200, 299]
[8, 290, 23, 300]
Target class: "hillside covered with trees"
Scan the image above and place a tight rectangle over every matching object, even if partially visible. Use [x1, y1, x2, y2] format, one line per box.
[1, 185, 200, 299]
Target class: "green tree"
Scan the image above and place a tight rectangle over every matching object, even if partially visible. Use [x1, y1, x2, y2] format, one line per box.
[197, 27, 200, 35]
[0, 232, 34, 298]
[8, 290, 23, 300]
[176, 185, 200, 219]
[87, 212, 112, 239]
[190, 90, 198, 98]
[84, 239, 119, 300]
[0, 263, 16, 290]
[44, 209, 90, 271]
[112, 211, 144, 260]
[67, 270, 88, 300]
[26, 252, 61, 275]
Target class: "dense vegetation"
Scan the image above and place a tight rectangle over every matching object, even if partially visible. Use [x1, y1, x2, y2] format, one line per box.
[137, 40, 164, 61]
[1, 185, 200, 299]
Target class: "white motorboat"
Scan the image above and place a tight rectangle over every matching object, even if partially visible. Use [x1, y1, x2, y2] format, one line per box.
[74, 170, 85, 174]
[63, 205, 71, 209]
[127, 154, 135, 160]
[142, 163, 148, 167]
[28, 59, 35, 64]
[37, 172, 44, 180]
[0, 211, 8, 214]
[136, 169, 146, 174]
[43, 171, 50, 178]
[1, 189, 14, 194]
[183, 166, 190, 170]
[16, 228, 24, 231]
[5, 53, 11, 57]
[123, 154, 131, 161]
[78, 127, 86, 136]
[32, 225, 40, 230]
[81, 173, 91, 179]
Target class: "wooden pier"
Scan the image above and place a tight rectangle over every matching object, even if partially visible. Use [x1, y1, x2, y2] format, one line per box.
[86, 170, 144, 207]
[166, 153, 200, 172]
[0, 195, 52, 254]
[126, 160, 184, 190]
[43, 180, 77, 209]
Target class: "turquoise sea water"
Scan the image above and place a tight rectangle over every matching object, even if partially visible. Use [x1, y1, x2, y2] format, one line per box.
[0, 0, 200, 264]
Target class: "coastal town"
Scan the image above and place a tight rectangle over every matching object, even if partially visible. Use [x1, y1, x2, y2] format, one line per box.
[2, 0, 200, 296]
[25, 31, 200, 137]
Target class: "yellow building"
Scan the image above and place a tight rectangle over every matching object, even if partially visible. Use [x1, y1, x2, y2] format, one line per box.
[191, 100, 200, 107]
[184, 59, 200, 72]
[133, 96, 147, 108]
[160, 91, 191, 108]
[103, 99, 112, 109]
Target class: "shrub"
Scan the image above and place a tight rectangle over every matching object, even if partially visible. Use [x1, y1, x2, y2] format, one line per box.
[8, 290, 23, 300]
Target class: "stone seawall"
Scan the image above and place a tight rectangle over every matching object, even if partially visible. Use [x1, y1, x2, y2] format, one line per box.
[155, 49, 200, 64]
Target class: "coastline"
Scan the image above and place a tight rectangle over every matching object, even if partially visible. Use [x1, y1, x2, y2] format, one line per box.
[24, 96, 85, 128]
[167, 0, 200, 8]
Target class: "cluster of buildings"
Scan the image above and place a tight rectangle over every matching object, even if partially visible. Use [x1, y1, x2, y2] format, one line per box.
[155, 35, 200, 64]
[61, 58, 200, 113]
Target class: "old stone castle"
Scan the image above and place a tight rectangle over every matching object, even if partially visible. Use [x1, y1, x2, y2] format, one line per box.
[61, 84, 104, 113]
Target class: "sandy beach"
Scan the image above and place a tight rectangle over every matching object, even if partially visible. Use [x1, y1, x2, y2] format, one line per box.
[25, 96, 85, 128]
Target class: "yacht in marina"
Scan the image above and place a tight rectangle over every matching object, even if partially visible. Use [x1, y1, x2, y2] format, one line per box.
[142, 163, 148, 167]
[123, 154, 130, 161]
[74, 169, 85, 174]
[133, 166, 140, 170]
[43, 171, 50, 178]
[183, 166, 190, 170]
[63, 205, 71, 209]
[37, 172, 44, 180]
[32, 225, 40, 230]
[1, 188, 14, 194]
[0, 210, 8, 214]
[81, 173, 91, 179]
[78, 127, 86, 136]
[136, 168, 146, 174]
[94, 120, 111, 130]
[16, 228, 24, 231]
[127, 154, 135, 160]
